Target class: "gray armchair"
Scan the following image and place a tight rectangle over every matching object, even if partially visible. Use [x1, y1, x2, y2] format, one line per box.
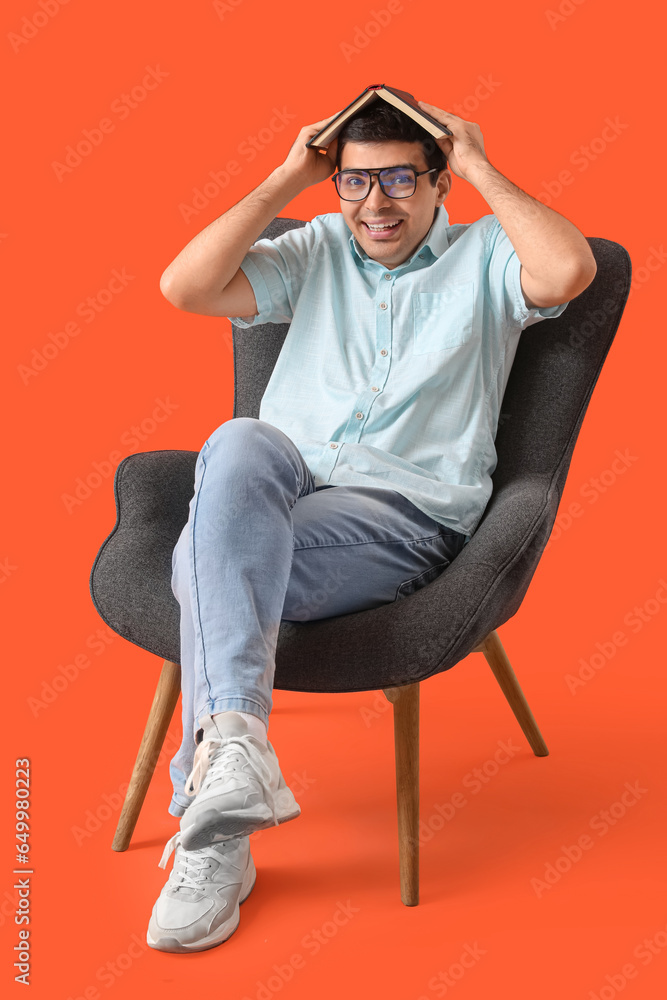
[89, 217, 630, 906]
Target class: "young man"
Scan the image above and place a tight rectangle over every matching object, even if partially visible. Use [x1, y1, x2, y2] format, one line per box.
[148, 97, 596, 953]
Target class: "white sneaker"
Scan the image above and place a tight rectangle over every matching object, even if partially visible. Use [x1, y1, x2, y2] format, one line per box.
[179, 712, 301, 851]
[147, 830, 256, 953]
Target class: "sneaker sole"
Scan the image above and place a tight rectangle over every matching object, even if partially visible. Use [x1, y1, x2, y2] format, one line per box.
[146, 857, 257, 954]
[181, 802, 301, 852]
[181, 788, 301, 851]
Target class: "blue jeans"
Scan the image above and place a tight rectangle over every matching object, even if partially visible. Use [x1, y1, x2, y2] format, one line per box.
[168, 418, 466, 817]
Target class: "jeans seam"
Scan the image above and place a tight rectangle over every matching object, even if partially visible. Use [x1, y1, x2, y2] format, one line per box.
[196, 696, 269, 725]
[207, 696, 267, 711]
[191, 446, 213, 709]
[293, 532, 447, 551]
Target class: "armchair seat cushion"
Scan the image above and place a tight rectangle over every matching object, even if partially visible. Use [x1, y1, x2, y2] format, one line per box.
[90, 461, 553, 693]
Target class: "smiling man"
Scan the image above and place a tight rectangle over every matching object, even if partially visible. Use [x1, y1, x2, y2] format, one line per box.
[150, 94, 596, 954]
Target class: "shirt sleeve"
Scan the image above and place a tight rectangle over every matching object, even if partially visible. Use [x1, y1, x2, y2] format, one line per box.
[228, 220, 319, 328]
[484, 216, 569, 330]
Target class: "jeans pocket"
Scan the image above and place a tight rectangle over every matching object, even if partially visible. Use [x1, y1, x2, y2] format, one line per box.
[396, 560, 451, 600]
[440, 528, 467, 559]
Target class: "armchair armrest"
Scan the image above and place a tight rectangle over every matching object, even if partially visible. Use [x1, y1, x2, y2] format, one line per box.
[89, 450, 198, 659]
[404, 473, 560, 674]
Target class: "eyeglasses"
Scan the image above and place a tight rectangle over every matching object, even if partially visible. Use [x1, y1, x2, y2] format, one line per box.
[332, 166, 438, 201]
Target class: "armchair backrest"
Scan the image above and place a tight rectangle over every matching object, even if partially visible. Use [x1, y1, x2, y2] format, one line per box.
[232, 218, 307, 420]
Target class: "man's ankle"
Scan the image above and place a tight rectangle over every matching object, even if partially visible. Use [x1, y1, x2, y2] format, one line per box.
[212, 710, 268, 744]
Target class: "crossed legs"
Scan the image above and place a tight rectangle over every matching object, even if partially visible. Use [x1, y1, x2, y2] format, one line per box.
[147, 417, 465, 952]
[168, 417, 466, 817]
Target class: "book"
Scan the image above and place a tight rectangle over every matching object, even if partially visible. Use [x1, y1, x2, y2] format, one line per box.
[305, 84, 453, 149]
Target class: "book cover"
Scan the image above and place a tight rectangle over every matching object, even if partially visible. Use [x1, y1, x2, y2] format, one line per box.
[306, 84, 453, 148]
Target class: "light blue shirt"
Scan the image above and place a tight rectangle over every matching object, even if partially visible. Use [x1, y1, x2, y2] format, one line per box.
[230, 206, 568, 541]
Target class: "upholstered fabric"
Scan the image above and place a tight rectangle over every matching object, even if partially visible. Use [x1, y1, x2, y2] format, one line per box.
[89, 219, 630, 693]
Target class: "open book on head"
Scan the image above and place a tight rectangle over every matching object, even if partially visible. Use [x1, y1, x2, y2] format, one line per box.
[305, 84, 453, 149]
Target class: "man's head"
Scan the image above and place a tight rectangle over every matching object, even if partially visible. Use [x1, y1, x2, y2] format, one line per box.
[334, 102, 451, 269]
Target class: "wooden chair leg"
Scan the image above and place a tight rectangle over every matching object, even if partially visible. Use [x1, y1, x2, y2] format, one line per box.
[474, 630, 549, 757]
[112, 660, 182, 852]
[383, 682, 420, 906]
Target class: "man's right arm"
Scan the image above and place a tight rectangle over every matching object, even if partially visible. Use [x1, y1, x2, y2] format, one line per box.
[159, 113, 340, 318]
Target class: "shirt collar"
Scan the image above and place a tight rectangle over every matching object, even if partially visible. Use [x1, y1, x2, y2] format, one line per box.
[348, 204, 450, 268]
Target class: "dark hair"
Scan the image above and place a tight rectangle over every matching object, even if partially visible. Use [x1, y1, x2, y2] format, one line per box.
[335, 101, 448, 185]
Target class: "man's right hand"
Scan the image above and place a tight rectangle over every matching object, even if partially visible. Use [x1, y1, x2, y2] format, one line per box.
[160, 111, 343, 318]
[280, 113, 341, 191]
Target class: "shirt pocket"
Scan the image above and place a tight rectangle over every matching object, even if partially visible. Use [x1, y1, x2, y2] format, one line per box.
[412, 282, 475, 355]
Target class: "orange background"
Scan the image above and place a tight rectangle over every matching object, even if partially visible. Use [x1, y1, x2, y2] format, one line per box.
[2, 1, 665, 998]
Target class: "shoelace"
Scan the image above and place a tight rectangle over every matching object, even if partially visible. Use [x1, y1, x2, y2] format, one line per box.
[184, 735, 279, 825]
[158, 831, 237, 892]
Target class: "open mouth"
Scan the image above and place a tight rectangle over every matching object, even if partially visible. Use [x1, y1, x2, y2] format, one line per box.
[361, 220, 404, 238]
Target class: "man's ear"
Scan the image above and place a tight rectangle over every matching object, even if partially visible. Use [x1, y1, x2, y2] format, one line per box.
[436, 168, 452, 206]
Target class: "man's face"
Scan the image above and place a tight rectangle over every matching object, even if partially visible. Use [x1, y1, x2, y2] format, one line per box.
[338, 140, 451, 270]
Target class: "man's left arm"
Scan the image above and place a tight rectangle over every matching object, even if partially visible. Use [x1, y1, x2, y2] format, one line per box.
[418, 101, 598, 308]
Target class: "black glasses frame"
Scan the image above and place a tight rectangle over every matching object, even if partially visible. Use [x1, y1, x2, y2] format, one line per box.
[331, 166, 439, 201]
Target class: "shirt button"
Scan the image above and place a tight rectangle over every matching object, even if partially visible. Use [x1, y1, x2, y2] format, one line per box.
[384, 273, 392, 280]
[371, 386, 379, 392]
[379, 302, 387, 310]
[329, 443, 338, 449]
[380, 349, 388, 356]
[355, 412, 363, 419]
[418, 253, 425, 259]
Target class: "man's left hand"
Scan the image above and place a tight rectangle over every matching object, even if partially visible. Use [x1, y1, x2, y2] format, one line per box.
[417, 101, 489, 181]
